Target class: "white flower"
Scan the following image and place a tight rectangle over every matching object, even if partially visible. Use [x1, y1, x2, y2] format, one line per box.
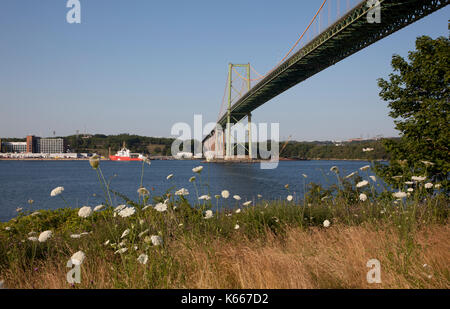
[16, 207, 23, 212]
[114, 248, 128, 254]
[94, 204, 104, 212]
[192, 166, 203, 173]
[166, 174, 174, 180]
[405, 181, 414, 185]
[175, 188, 189, 196]
[323, 220, 330, 228]
[412, 176, 426, 182]
[407, 188, 414, 192]
[370, 176, 376, 182]
[137, 254, 148, 265]
[89, 155, 100, 169]
[435, 184, 442, 189]
[121, 229, 130, 239]
[344, 172, 357, 179]
[302, 174, 308, 178]
[4, 227, 11, 231]
[70, 251, 86, 266]
[38, 230, 52, 242]
[330, 166, 339, 173]
[70, 234, 81, 239]
[28, 237, 38, 242]
[118, 207, 136, 218]
[257, 194, 262, 198]
[421, 161, 435, 166]
[138, 229, 149, 238]
[31, 211, 40, 216]
[104, 240, 110, 246]
[286, 195, 293, 202]
[359, 193, 368, 202]
[356, 180, 369, 188]
[198, 195, 211, 201]
[150, 235, 163, 246]
[142, 204, 152, 211]
[360, 165, 370, 171]
[234, 224, 240, 230]
[233, 195, 241, 201]
[50, 186, 64, 197]
[235, 209, 241, 214]
[243, 201, 252, 206]
[154, 203, 168, 212]
[137, 187, 150, 196]
[114, 205, 127, 212]
[221, 190, 230, 199]
[393, 191, 407, 199]
[424, 183, 433, 189]
[204, 210, 213, 219]
[78, 206, 93, 218]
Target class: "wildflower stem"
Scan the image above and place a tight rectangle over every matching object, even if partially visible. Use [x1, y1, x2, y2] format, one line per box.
[97, 169, 109, 206]
[98, 167, 113, 206]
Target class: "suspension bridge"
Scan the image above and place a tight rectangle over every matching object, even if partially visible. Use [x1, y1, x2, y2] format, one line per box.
[202, 0, 449, 160]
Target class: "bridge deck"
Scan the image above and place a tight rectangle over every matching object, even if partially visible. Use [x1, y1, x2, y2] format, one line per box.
[204, 0, 448, 143]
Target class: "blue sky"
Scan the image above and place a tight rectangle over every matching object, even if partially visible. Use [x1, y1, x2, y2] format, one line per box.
[0, 0, 448, 141]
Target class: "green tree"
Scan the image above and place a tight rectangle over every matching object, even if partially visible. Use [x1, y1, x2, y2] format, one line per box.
[374, 36, 449, 190]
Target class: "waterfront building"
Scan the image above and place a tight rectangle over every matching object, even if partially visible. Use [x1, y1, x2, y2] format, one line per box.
[0, 136, 67, 154]
[38, 138, 65, 154]
[3, 142, 27, 153]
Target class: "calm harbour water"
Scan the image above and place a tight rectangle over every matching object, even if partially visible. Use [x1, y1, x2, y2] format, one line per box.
[0, 160, 378, 222]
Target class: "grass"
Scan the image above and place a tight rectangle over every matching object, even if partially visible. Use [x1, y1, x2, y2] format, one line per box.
[0, 194, 448, 289]
[0, 163, 448, 289]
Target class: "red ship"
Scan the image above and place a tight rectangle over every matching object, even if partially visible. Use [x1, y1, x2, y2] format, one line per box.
[109, 143, 145, 161]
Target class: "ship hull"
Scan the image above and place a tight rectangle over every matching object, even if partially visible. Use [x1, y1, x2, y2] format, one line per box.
[109, 155, 143, 161]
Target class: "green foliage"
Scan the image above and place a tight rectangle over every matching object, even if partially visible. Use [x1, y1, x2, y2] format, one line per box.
[280, 140, 389, 160]
[64, 134, 175, 156]
[374, 36, 450, 190]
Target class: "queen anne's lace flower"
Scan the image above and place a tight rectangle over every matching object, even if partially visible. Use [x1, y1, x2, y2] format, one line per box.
[50, 187, 64, 197]
[118, 207, 136, 218]
[192, 166, 203, 173]
[70, 251, 86, 266]
[137, 254, 148, 265]
[221, 190, 230, 199]
[154, 203, 168, 212]
[356, 180, 369, 188]
[204, 210, 213, 219]
[78, 206, 92, 218]
[151, 235, 163, 246]
[38, 231, 52, 242]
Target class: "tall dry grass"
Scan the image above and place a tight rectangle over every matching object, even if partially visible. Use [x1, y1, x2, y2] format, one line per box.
[2, 223, 448, 289]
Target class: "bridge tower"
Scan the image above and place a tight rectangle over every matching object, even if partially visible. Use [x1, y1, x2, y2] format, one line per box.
[224, 63, 252, 160]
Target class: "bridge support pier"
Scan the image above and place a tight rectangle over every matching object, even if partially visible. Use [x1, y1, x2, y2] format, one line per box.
[223, 62, 253, 161]
[248, 112, 252, 159]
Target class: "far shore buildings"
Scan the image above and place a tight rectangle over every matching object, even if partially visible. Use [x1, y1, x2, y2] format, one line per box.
[0, 135, 70, 157]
